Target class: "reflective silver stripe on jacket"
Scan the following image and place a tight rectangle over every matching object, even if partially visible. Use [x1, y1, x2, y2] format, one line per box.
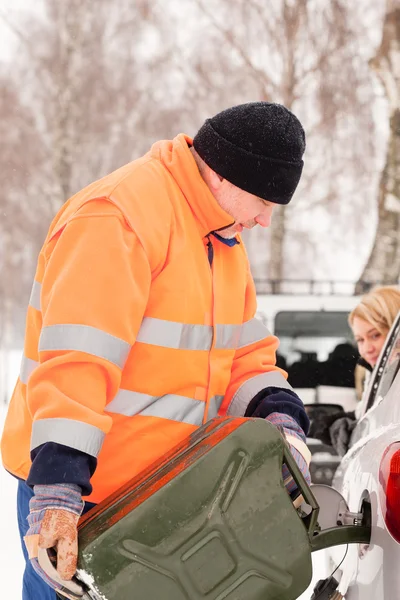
[206, 395, 225, 420]
[106, 390, 224, 425]
[29, 280, 42, 311]
[39, 324, 131, 368]
[226, 371, 293, 417]
[214, 318, 271, 350]
[214, 324, 242, 350]
[31, 418, 105, 457]
[20, 356, 39, 385]
[237, 318, 271, 349]
[136, 317, 271, 351]
[136, 317, 213, 351]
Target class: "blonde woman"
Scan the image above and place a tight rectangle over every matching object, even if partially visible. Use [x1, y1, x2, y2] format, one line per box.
[310, 285, 400, 455]
[350, 284, 400, 372]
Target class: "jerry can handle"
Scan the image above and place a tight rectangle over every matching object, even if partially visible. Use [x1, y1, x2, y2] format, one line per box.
[37, 547, 91, 600]
[281, 442, 320, 539]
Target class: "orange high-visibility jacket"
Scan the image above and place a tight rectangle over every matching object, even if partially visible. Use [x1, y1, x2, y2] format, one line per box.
[1, 134, 291, 504]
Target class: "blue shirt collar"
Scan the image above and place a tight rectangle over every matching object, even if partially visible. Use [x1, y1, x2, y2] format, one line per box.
[211, 232, 240, 247]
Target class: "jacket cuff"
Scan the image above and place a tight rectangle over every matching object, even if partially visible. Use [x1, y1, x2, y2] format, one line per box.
[27, 442, 96, 496]
[30, 483, 84, 516]
[245, 386, 310, 436]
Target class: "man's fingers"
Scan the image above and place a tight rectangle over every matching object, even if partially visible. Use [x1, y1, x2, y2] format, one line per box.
[38, 511, 58, 550]
[38, 509, 79, 580]
[57, 535, 79, 580]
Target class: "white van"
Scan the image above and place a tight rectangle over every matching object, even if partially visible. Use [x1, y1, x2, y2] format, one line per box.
[256, 292, 361, 411]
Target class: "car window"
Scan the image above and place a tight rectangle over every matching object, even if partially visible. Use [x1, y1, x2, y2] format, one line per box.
[365, 315, 400, 411]
[272, 311, 358, 390]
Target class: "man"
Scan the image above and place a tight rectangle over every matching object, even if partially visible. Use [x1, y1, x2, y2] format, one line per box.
[1, 101, 311, 599]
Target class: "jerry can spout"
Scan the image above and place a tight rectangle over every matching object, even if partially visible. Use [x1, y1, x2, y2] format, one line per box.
[308, 485, 371, 551]
[306, 485, 371, 552]
[310, 523, 371, 552]
[283, 442, 372, 552]
[300, 488, 372, 600]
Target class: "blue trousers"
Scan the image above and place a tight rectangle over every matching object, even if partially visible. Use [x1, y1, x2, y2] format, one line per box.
[17, 480, 96, 600]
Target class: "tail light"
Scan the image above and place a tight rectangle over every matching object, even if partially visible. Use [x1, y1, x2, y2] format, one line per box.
[379, 442, 400, 543]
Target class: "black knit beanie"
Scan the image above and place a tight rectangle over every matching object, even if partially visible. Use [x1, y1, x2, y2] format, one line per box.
[193, 102, 306, 205]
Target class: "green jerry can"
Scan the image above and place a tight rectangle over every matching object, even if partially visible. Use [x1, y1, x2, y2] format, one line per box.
[48, 417, 370, 600]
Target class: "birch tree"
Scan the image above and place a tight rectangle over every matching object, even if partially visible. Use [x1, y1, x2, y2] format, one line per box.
[356, 1, 400, 292]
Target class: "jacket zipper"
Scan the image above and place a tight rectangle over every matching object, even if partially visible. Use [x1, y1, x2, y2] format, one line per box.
[204, 235, 215, 423]
[206, 235, 214, 266]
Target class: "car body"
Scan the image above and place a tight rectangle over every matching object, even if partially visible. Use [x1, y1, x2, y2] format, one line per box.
[326, 310, 400, 598]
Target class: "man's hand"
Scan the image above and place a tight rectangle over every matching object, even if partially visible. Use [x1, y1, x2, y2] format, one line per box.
[24, 484, 84, 591]
[264, 412, 311, 503]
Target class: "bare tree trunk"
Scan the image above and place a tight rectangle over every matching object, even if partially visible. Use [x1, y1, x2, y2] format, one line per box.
[355, 109, 400, 293]
[356, 3, 400, 292]
[267, 0, 298, 292]
[268, 204, 287, 289]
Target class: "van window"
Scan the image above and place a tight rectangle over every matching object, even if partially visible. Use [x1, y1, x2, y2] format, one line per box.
[273, 311, 358, 390]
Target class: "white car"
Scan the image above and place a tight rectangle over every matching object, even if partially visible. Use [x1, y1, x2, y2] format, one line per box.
[322, 310, 400, 598]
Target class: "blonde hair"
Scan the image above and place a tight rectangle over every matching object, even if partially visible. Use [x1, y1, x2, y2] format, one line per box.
[348, 285, 400, 334]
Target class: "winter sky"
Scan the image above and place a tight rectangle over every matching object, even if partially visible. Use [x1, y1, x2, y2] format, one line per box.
[0, 0, 43, 60]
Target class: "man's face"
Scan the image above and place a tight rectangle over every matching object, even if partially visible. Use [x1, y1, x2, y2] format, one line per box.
[213, 180, 275, 239]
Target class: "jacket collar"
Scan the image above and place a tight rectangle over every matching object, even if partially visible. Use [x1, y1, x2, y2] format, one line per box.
[151, 134, 234, 238]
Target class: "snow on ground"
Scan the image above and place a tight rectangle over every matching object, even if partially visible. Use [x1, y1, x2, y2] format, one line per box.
[0, 349, 328, 600]
[0, 434, 23, 600]
[0, 350, 24, 600]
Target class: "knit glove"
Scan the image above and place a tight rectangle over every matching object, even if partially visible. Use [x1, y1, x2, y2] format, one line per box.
[265, 412, 311, 503]
[24, 484, 84, 592]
